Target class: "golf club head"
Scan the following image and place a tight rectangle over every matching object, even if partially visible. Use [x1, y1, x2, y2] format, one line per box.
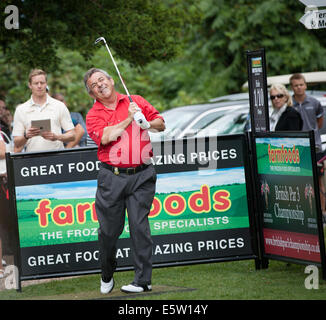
[94, 37, 106, 45]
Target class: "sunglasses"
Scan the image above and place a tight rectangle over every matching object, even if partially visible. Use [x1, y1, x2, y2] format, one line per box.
[270, 94, 284, 100]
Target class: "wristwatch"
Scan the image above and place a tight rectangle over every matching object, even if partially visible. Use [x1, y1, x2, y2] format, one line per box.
[24, 131, 29, 139]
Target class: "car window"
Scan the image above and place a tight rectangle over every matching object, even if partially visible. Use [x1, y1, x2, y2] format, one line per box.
[150, 109, 200, 141]
[181, 110, 227, 137]
[196, 109, 248, 137]
[162, 110, 199, 130]
[189, 110, 225, 130]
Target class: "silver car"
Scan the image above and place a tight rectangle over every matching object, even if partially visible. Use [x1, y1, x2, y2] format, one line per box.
[151, 91, 326, 149]
[149, 100, 249, 141]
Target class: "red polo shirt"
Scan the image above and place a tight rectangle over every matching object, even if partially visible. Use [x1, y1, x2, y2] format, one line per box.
[86, 93, 163, 168]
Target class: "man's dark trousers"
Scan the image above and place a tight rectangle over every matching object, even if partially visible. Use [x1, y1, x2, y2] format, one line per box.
[95, 164, 156, 286]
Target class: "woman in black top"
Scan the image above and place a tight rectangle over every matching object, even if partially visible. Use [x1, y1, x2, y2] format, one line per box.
[269, 83, 303, 131]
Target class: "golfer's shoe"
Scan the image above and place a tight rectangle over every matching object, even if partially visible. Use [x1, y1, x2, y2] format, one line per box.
[100, 278, 114, 294]
[121, 282, 152, 293]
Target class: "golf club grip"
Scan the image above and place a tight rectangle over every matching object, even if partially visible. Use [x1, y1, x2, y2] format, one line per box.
[129, 97, 143, 124]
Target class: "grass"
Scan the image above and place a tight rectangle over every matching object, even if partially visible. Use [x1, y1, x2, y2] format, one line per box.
[0, 259, 325, 300]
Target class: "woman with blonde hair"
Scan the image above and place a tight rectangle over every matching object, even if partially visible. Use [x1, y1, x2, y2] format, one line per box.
[269, 83, 303, 131]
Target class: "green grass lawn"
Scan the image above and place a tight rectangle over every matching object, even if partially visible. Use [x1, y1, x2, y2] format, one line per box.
[0, 259, 325, 300]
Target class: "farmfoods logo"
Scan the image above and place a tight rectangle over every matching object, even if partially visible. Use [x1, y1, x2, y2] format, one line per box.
[268, 144, 300, 164]
[34, 184, 231, 228]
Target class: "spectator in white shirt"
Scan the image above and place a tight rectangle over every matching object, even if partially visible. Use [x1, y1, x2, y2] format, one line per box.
[12, 69, 75, 153]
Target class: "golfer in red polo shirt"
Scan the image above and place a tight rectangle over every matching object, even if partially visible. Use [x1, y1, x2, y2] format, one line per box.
[84, 68, 165, 294]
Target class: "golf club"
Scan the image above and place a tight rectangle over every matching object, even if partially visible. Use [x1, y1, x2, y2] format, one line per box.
[94, 37, 132, 101]
[95, 36, 145, 125]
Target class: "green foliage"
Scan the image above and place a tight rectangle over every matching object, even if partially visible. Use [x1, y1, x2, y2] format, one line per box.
[0, 0, 192, 70]
[1, 0, 326, 114]
[134, 0, 326, 108]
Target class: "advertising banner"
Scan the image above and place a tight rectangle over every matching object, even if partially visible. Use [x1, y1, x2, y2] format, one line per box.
[254, 132, 326, 266]
[8, 135, 255, 280]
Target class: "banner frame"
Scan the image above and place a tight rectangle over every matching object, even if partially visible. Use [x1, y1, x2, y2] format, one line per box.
[6, 135, 259, 289]
[6, 151, 23, 291]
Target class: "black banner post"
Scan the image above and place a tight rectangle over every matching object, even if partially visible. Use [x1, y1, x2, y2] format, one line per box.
[246, 48, 270, 134]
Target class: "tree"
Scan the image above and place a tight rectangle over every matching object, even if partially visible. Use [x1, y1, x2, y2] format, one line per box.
[2, 1, 326, 114]
[0, 0, 194, 70]
[197, 0, 326, 92]
[134, 0, 326, 108]
[0, 0, 197, 112]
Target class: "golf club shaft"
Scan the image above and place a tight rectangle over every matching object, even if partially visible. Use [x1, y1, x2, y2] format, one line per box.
[95, 37, 145, 124]
[100, 38, 132, 102]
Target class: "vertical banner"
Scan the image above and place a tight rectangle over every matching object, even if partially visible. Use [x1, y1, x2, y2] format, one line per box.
[254, 132, 326, 273]
[7, 135, 257, 281]
[246, 48, 270, 133]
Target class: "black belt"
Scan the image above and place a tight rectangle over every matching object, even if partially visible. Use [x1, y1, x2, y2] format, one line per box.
[101, 162, 149, 175]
